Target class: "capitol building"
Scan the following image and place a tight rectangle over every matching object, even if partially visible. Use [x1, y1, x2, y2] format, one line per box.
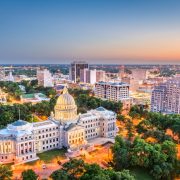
[0, 87, 117, 164]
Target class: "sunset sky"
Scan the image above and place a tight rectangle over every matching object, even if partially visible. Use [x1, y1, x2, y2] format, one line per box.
[0, 0, 180, 64]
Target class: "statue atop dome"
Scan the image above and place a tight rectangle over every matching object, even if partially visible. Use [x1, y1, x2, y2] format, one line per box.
[54, 87, 78, 124]
[63, 86, 68, 94]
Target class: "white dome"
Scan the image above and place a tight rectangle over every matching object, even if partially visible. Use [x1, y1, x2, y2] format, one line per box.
[54, 87, 78, 123]
[56, 87, 75, 106]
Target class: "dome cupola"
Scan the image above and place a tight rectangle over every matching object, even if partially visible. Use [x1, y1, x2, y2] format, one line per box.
[54, 87, 78, 123]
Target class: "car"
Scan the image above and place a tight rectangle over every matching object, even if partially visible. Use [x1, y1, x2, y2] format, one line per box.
[42, 164, 47, 169]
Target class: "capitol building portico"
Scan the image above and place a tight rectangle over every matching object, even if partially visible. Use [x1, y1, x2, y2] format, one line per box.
[0, 87, 117, 164]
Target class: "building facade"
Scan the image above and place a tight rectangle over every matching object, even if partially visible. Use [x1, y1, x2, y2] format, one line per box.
[37, 68, 54, 87]
[69, 61, 89, 83]
[80, 69, 96, 84]
[151, 78, 180, 114]
[0, 67, 5, 81]
[96, 70, 106, 82]
[95, 81, 130, 102]
[0, 87, 117, 164]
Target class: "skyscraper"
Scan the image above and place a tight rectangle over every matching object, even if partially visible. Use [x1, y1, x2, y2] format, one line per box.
[151, 77, 180, 114]
[80, 69, 96, 84]
[69, 61, 89, 83]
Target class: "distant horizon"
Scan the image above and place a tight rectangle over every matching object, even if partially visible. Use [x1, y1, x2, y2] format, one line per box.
[0, 61, 180, 65]
[0, 0, 180, 64]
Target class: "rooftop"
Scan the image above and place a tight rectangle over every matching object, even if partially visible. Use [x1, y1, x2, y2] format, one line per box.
[11, 120, 28, 126]
[97, 81, 129, 86]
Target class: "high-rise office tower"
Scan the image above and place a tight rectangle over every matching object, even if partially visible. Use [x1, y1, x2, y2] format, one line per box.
[69, 61, 89, 83]
[37, 68, 54, 87]
[80, 69, 96, 84]
[151, 77, 180, 114]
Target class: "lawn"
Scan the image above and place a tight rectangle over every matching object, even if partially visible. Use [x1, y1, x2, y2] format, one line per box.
[130, 167, 153, 180]
[37, 149, 66, 163]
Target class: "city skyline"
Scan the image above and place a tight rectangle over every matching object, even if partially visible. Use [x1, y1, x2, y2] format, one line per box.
[0, 0, 180, 64]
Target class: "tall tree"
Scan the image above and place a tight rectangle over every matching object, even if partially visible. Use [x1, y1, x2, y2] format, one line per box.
[21, 169, 38, 180]
[0, 165, 13, 180]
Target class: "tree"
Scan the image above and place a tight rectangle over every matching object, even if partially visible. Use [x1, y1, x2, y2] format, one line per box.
[0, 165, 13, 180]
[113, 170, 135, 180]
[50, 169, 69, 180]
[80, 163, 109, 180]
[112, 136, 131, 170]
[126, 119, 135, 141]
[171, 120, 180, 143]
[62, 159, 85, 179]
[131, 138, 151, 168]
[21, 169, 38, 180]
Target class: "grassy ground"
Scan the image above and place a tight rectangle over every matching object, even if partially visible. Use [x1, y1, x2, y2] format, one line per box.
[130, 167, 153, 180]
[37, 149, 66, 163]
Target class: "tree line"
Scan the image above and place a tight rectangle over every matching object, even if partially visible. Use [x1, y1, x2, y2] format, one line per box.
[69, 88, 123, 114]
[112, 136, 179, 179]
[0, 98, 56, 129]
[128, 105, 180, 143]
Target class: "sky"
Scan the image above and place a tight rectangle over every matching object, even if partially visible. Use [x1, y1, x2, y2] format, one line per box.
[0, 0, 180, 64]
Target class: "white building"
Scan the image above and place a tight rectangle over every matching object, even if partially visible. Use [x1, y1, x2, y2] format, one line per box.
[37, 69, 54, 87]
[95, 81, 130, 102]
[0, 87, 117, 164]
[80, 69, 106, 84]
[7, 71, 14, 82]
[80, 69, 97, 84]
[95, 81, 132, 114]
